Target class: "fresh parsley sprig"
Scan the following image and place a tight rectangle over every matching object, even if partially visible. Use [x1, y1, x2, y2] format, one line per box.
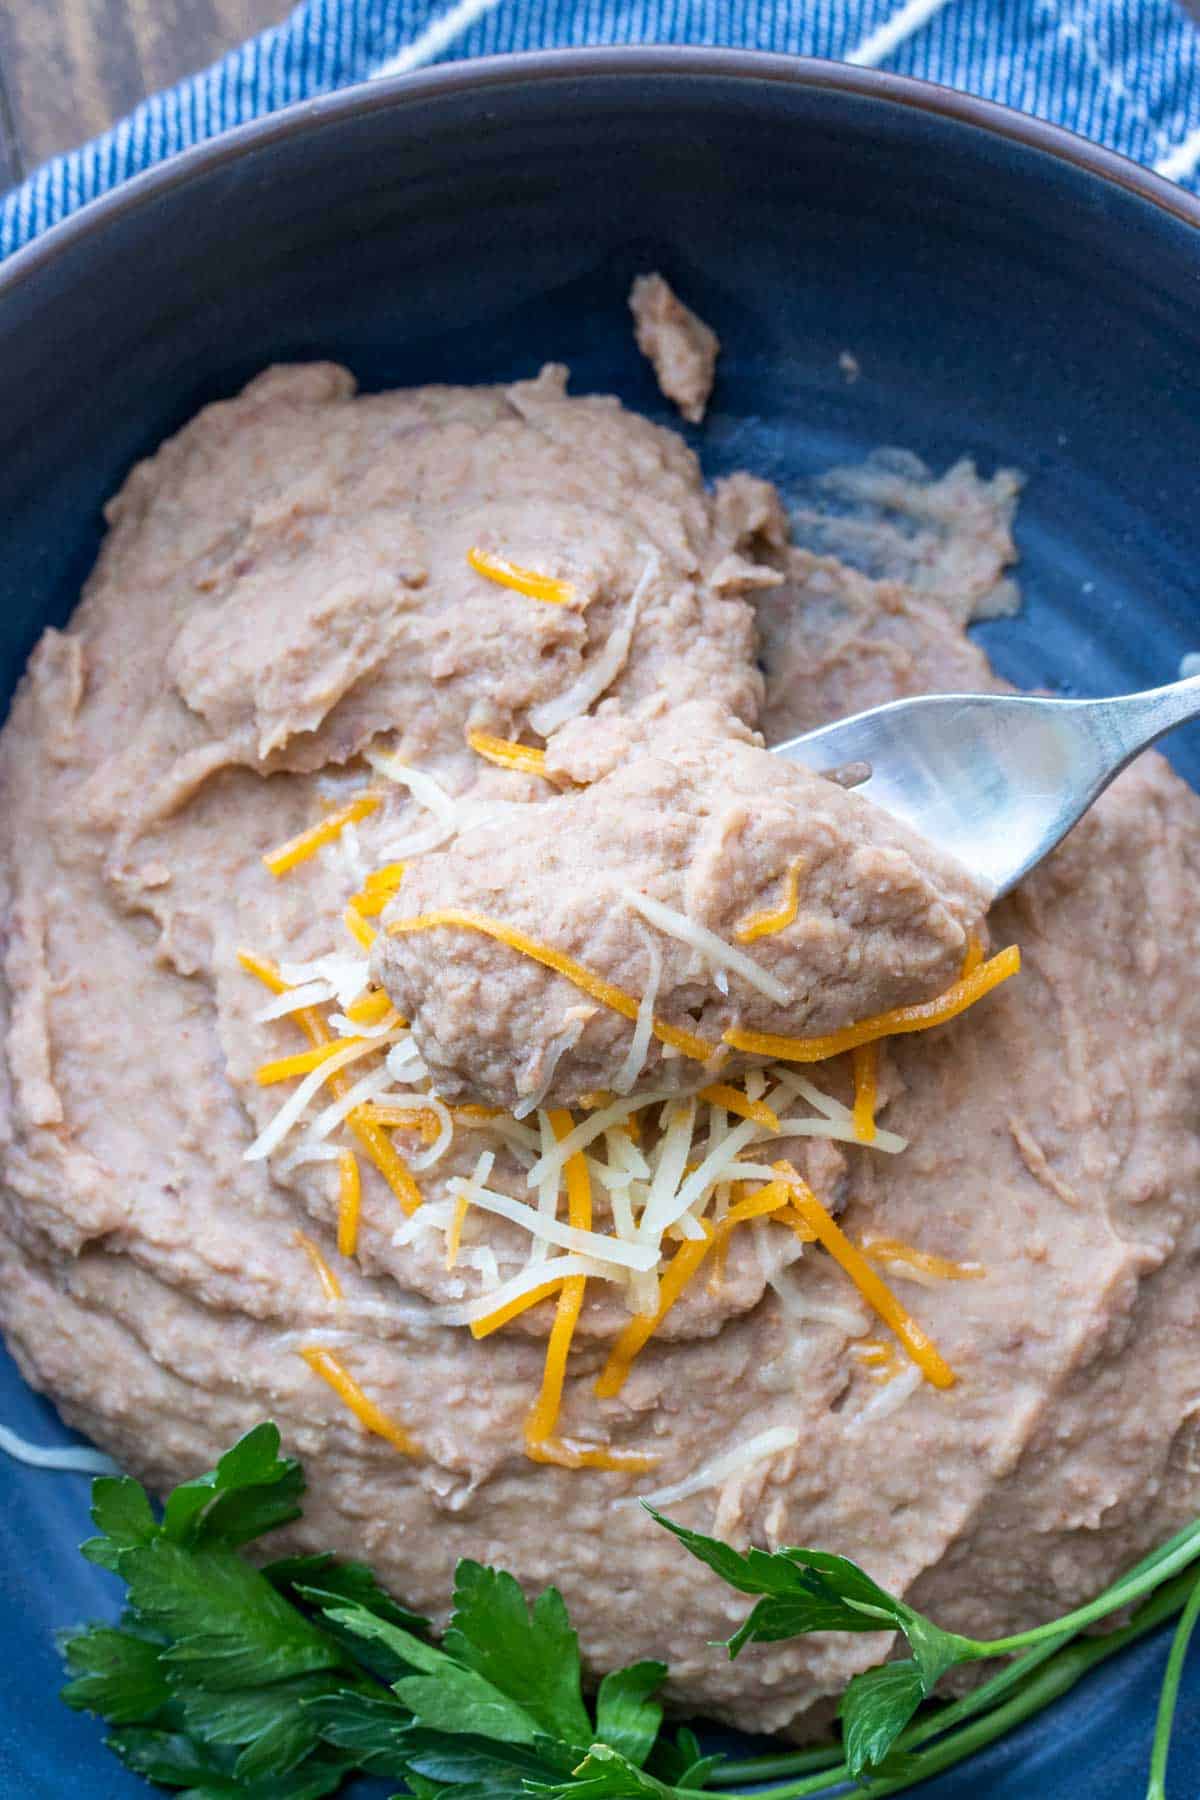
[59, 1423, 1199, 1799]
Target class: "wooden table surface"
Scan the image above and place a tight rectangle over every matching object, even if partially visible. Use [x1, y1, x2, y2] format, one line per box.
[3, 2, 1199, 195]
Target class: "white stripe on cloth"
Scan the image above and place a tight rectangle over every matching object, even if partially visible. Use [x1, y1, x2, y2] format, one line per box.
[370, 0, 508, 80]
[1155, 123, 1200, 183]
[845, 0, 958, 67]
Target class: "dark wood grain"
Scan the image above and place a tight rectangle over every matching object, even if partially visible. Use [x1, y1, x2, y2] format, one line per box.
[0, 0, 286, 172]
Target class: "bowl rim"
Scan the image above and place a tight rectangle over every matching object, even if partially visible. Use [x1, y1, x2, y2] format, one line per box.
[2, 44, 1199, 305]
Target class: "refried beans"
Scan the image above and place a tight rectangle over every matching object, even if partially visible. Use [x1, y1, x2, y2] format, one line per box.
[2, 358, 1198, 1740]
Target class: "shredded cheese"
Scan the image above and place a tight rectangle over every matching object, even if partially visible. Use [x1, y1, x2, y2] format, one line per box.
[349, 863, 407, 919]
[851, 1042, 879, 1144]
[846, 1363, 923, 1432]
[349, 1114, 423, 1215]
[528, 553, 658, 737]
[294, 1229, 344, 1303]
[298, 1346, 421, 1457]
[734, 858, 804, 942]
[387, 909, 715, 1062]
[962, 930, 985, 977]
[613, 931, 661, 1094]
[336, 1151, 361, 1258]
[624, 1425, 799, 1510]
[469, 1276, 566, 1338]
[0, 1423, 118, 1474]
[344, 989, 394, 1026]
[622, 887, 791, 1006]
[343, 908, 376, 952]
[596, 1182, 790, 1397]
[256, 1038, 364, 1086]
[466, 729, 550, 777]
[524, 1111, 591, 1454]
[700, 1083, 780, 1132]
[448, 1177, 658, 1271]
[723, 944, 1020, 1063]
[467, 545, 575, 606]
[263, 791, 381, 878]
[774, 1162, 956, 1389]
[862, 1236, 985, 1284]
[445, 1195, 469, 1272]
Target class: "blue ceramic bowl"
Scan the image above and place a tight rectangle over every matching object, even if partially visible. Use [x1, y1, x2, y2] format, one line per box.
[1, 49, 1198, 1800]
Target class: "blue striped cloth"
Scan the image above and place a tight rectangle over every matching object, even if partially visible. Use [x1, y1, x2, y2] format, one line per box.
[3, 0, 1200, 259]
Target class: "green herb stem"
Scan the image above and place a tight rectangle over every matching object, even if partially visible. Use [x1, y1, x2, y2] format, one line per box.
[978, 1522, 1200, 1656]
[1146, 1569, 1200, 1800]
[706, 1572, 1194, 1800]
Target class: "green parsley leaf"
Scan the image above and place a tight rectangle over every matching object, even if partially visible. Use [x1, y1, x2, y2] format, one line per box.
[301, 1690, 416, 1778]
[527, 1742, 682, 1798]
[59, 1625, 170, 1725]
[161, 1422, 305, 1549]
[321, 1601, 549, 1747]
[650, 1507, 972, 1677]
[179, 1673, 345, 1782]
[81, 1475, 158, 1571]
[839, 1659, 927, 1775]
[441, 1561, 593, 1749]
[267, 1553, 430, 1635]
[593, 1661, 667, 1766]
[105, 1727, 349, 1797]
[123, 1541, 345, 1689]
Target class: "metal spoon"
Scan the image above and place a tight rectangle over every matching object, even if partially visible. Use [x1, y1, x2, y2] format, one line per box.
[773, 674, 1200, 899]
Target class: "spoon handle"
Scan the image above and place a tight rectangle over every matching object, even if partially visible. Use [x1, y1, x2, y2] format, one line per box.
[1091, 672, 1200, 762]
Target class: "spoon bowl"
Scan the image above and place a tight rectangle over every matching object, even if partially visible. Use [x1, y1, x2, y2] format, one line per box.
[774, 675, 1200, 898]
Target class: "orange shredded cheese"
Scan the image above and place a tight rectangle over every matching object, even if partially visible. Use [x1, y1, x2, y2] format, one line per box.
[724, 944, 1020, 1064]
[961, 931, 985, 977]
[699, 1082, 780, 1132]
[595, 1180, 791, 1398]
[263, 792, 381, 878]
[255, 1038, 362, 1085]
[470, 1278, 564, 1340]
[466, 729, 550, 778]
[348, 1114, 422, 1216]
[336, 1150, 361, 1258]
[851, 1042, 879, 1144]
[359, 1103, 441, 1143]
[388, 909, 715, 1063]
[774, 1161, 956, 1389]
[467, 545, 575, 606]
[445, 1194, 469, 1272]
[344, 989, 393, 1026]
[862, 1236, 985, 1282]
[525, 1438, 658, 1472]
[349, 863, 407, 919]
[294, 1229, 344, 1303]
[242, 952, 420, 1212]
[851, 1335, 904, 1383]
[734, 857, 804, 942]
[343, 907, 377, 952]
[524, 1110, 649, 1470]
[453, 1103, 504, 1123]
[298, 1346, 421, 1457]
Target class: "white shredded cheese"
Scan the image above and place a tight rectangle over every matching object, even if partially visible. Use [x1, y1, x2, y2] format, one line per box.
[513, 1018, 585, 1119]
[622, 887, 791, 1006]
[431, 1253, 625, 1326]
[297, 1062, 398, 1148]
[641, 1115, 761, 1243]
[448, 1179, 657, 1271]
[364, 748, 459, 855]
[255, 979, 336, 1022]
[846, 1363, 922, 1432]
[0, 1423, 119, 1475]
[613, 929, 661, 1094]
[624, 1426, 800, 1510]
[524, 1089, 675, 1190]
[528, 552, 659, 736]
[408, 1096, 455, 1171]
[245, 1038, 384, 1162]
[638, 1099, 698, 1240]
